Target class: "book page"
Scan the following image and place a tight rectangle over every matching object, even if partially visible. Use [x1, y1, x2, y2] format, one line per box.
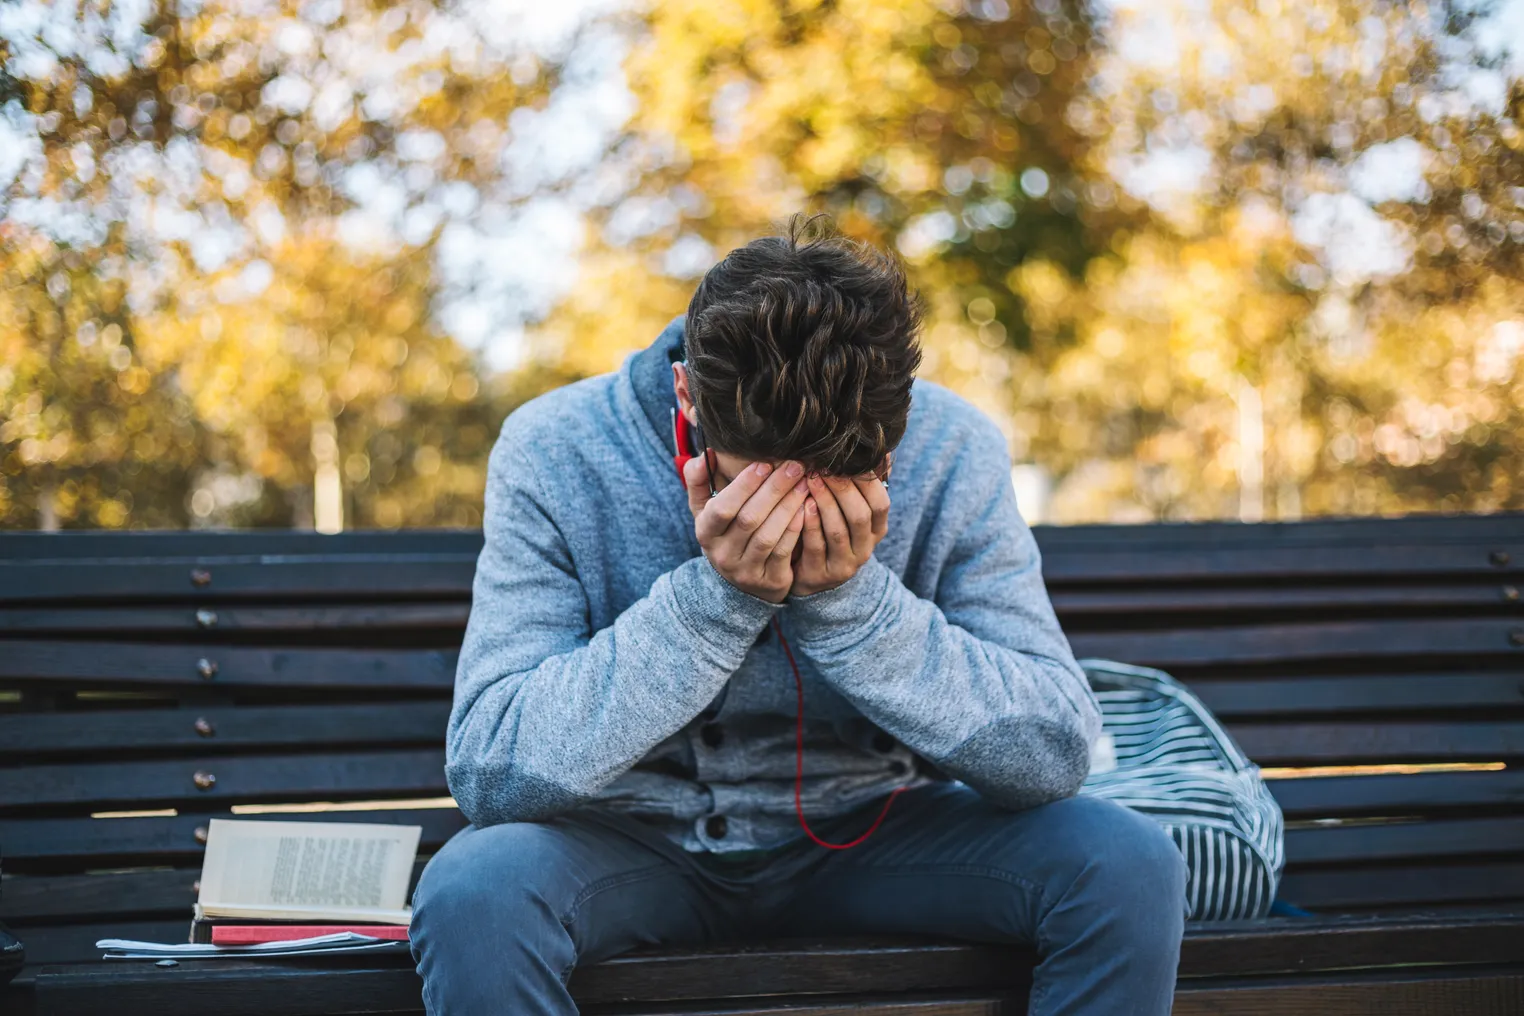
[198, 819, 422, 923]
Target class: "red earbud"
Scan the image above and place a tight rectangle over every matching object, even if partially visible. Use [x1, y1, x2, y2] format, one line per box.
[671, 408, 696, 480]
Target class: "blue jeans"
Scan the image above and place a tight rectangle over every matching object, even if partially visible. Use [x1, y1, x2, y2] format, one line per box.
[410, 784, 1186, 1015]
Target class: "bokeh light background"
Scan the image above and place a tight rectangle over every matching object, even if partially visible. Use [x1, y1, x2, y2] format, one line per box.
[2, 0, 1522, 531]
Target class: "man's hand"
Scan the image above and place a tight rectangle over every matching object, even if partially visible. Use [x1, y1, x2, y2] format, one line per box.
[791, 472, 890, 597]
[685, 455, 808, 603]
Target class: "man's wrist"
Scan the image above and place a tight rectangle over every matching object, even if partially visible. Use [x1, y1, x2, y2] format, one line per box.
[669, 554, 781, 653]
[784, 555, 894, 646]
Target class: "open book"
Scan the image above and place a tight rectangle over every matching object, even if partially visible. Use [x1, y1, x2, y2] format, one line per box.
[195, 818, 422, 925]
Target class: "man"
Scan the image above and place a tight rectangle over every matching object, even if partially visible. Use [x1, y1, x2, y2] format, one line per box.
[411, 220, 1187, 1015]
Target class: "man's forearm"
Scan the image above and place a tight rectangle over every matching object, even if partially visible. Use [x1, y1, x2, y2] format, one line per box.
[784, 556, 1100, 810]
[446, 555, 779, 827]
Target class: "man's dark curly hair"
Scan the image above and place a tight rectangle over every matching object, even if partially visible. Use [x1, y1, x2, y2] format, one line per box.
[684, 215, 923, 476]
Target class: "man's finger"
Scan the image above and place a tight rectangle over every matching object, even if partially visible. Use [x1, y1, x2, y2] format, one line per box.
[771, 504, 806, 561]
[745, 479, 808, 563]
[765, 506, 806, 588]
[799, 496, 826, 565]
[683, 453, 713, 519]
[695, 460, 771, 540]
[855, 476, 890, 539]
[731, 461, 804, 536]
[828, 476, 874, 557]
[809, 475, 853, 561]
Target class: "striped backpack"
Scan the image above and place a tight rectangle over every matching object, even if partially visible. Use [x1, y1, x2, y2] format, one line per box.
[1077, 659, 1285, 921]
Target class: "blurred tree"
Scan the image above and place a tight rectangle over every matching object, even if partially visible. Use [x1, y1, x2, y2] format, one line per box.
[1, 0, 559, 528]
[0, 223, 207, 527]
[4, 0, 1520, 528]
[530, 0, 1122, 406]
[1031, 0, 1524, 518]
[531, 0, 1523, 520]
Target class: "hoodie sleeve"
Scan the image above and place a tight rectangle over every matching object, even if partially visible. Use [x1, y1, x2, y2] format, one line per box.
[445, 420, 779, 828]
[782, 417, 1101, 811]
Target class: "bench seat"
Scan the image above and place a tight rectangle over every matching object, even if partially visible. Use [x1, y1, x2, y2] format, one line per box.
[3, 514, 1522, 1014]
[20, 915, 1524, 1015]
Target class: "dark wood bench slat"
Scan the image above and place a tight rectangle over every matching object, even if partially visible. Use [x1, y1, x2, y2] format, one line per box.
[1071, 617, 1524, 667]
[1, 861, 429, 923]
[20, 915, 1524, 987]
[0, 702, 452, 758]
[12, 848, 1523, 927]
[0, 603, 472, 636]
[14, 920, 205, 968]
[7, 619, 1520, 694]
[23, 914, 1524, 1014]
[0, 641, 458, 690]
[1268, 769, 1524, 818]
[30, 969, 1524, 1016]
[1, 513, 1514, 560]
[0, 869, 200, 923]
[8, 806, 1516, 872]
[2, 544, 1513, 607]
[1041, 543, 1521, 582]
[1284, 815, 1524, 865]
[0, 513, 1512, 562]
[1170, 967, 1524, 1016]
[1031, 513, 1524, 549]
[3, 586, 1516, 638]
[1193, 671, 1524, 719]
[2, 534, 1517, 606]
[0, 749, 450, 811]
[1229, 720, 1524, 765]
[1279, 860, 1524, 909]
[2, 808, 470, 866]
[0, 530, 484, 560]
[1053, 581, 1524, 615]
[9, 720, 1520, 812]
[578, 918, 1524, 1000]
[1176, 911, 1524, 976]
[0, 559, 478, 604]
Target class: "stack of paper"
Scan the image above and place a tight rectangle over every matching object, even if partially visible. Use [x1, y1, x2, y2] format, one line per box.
[95, 818, 423, 960]
[98, 932, 408, 959]
[195, 818, 420, 924]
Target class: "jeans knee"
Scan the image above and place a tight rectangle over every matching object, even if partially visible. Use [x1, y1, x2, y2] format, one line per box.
[1080, 800, 1185, 923]
[412, 822, 570, 940]
[1037, 797, 1187, 928]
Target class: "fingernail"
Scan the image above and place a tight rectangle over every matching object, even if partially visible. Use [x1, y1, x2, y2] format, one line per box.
[806, 499, 818, 515]
[808, 474, 822, 487]
[794, 480, 807, 494]
[785, 461, 803, 478]
[755, 462, 772, 477]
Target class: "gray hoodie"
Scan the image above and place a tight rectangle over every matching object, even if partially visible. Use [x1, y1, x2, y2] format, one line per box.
[446, 318, 1102, 853]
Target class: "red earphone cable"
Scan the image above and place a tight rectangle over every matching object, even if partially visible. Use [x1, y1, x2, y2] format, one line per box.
[773, 617, 902, 850]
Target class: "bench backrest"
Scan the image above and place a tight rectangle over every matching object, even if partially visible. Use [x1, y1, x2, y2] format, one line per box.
[2, 515, 1522, 966]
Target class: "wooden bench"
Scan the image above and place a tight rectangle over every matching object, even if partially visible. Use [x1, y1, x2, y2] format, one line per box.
[2, 514, 1523, 1015]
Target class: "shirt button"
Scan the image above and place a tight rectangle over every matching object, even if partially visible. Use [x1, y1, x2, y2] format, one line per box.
[705, 815, 728, 839]
[701, 723, 724, 748]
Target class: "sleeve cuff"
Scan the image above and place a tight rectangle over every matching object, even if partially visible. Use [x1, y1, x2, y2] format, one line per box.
[667, 554, 781, 656]
[783, 555, 895, 646]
